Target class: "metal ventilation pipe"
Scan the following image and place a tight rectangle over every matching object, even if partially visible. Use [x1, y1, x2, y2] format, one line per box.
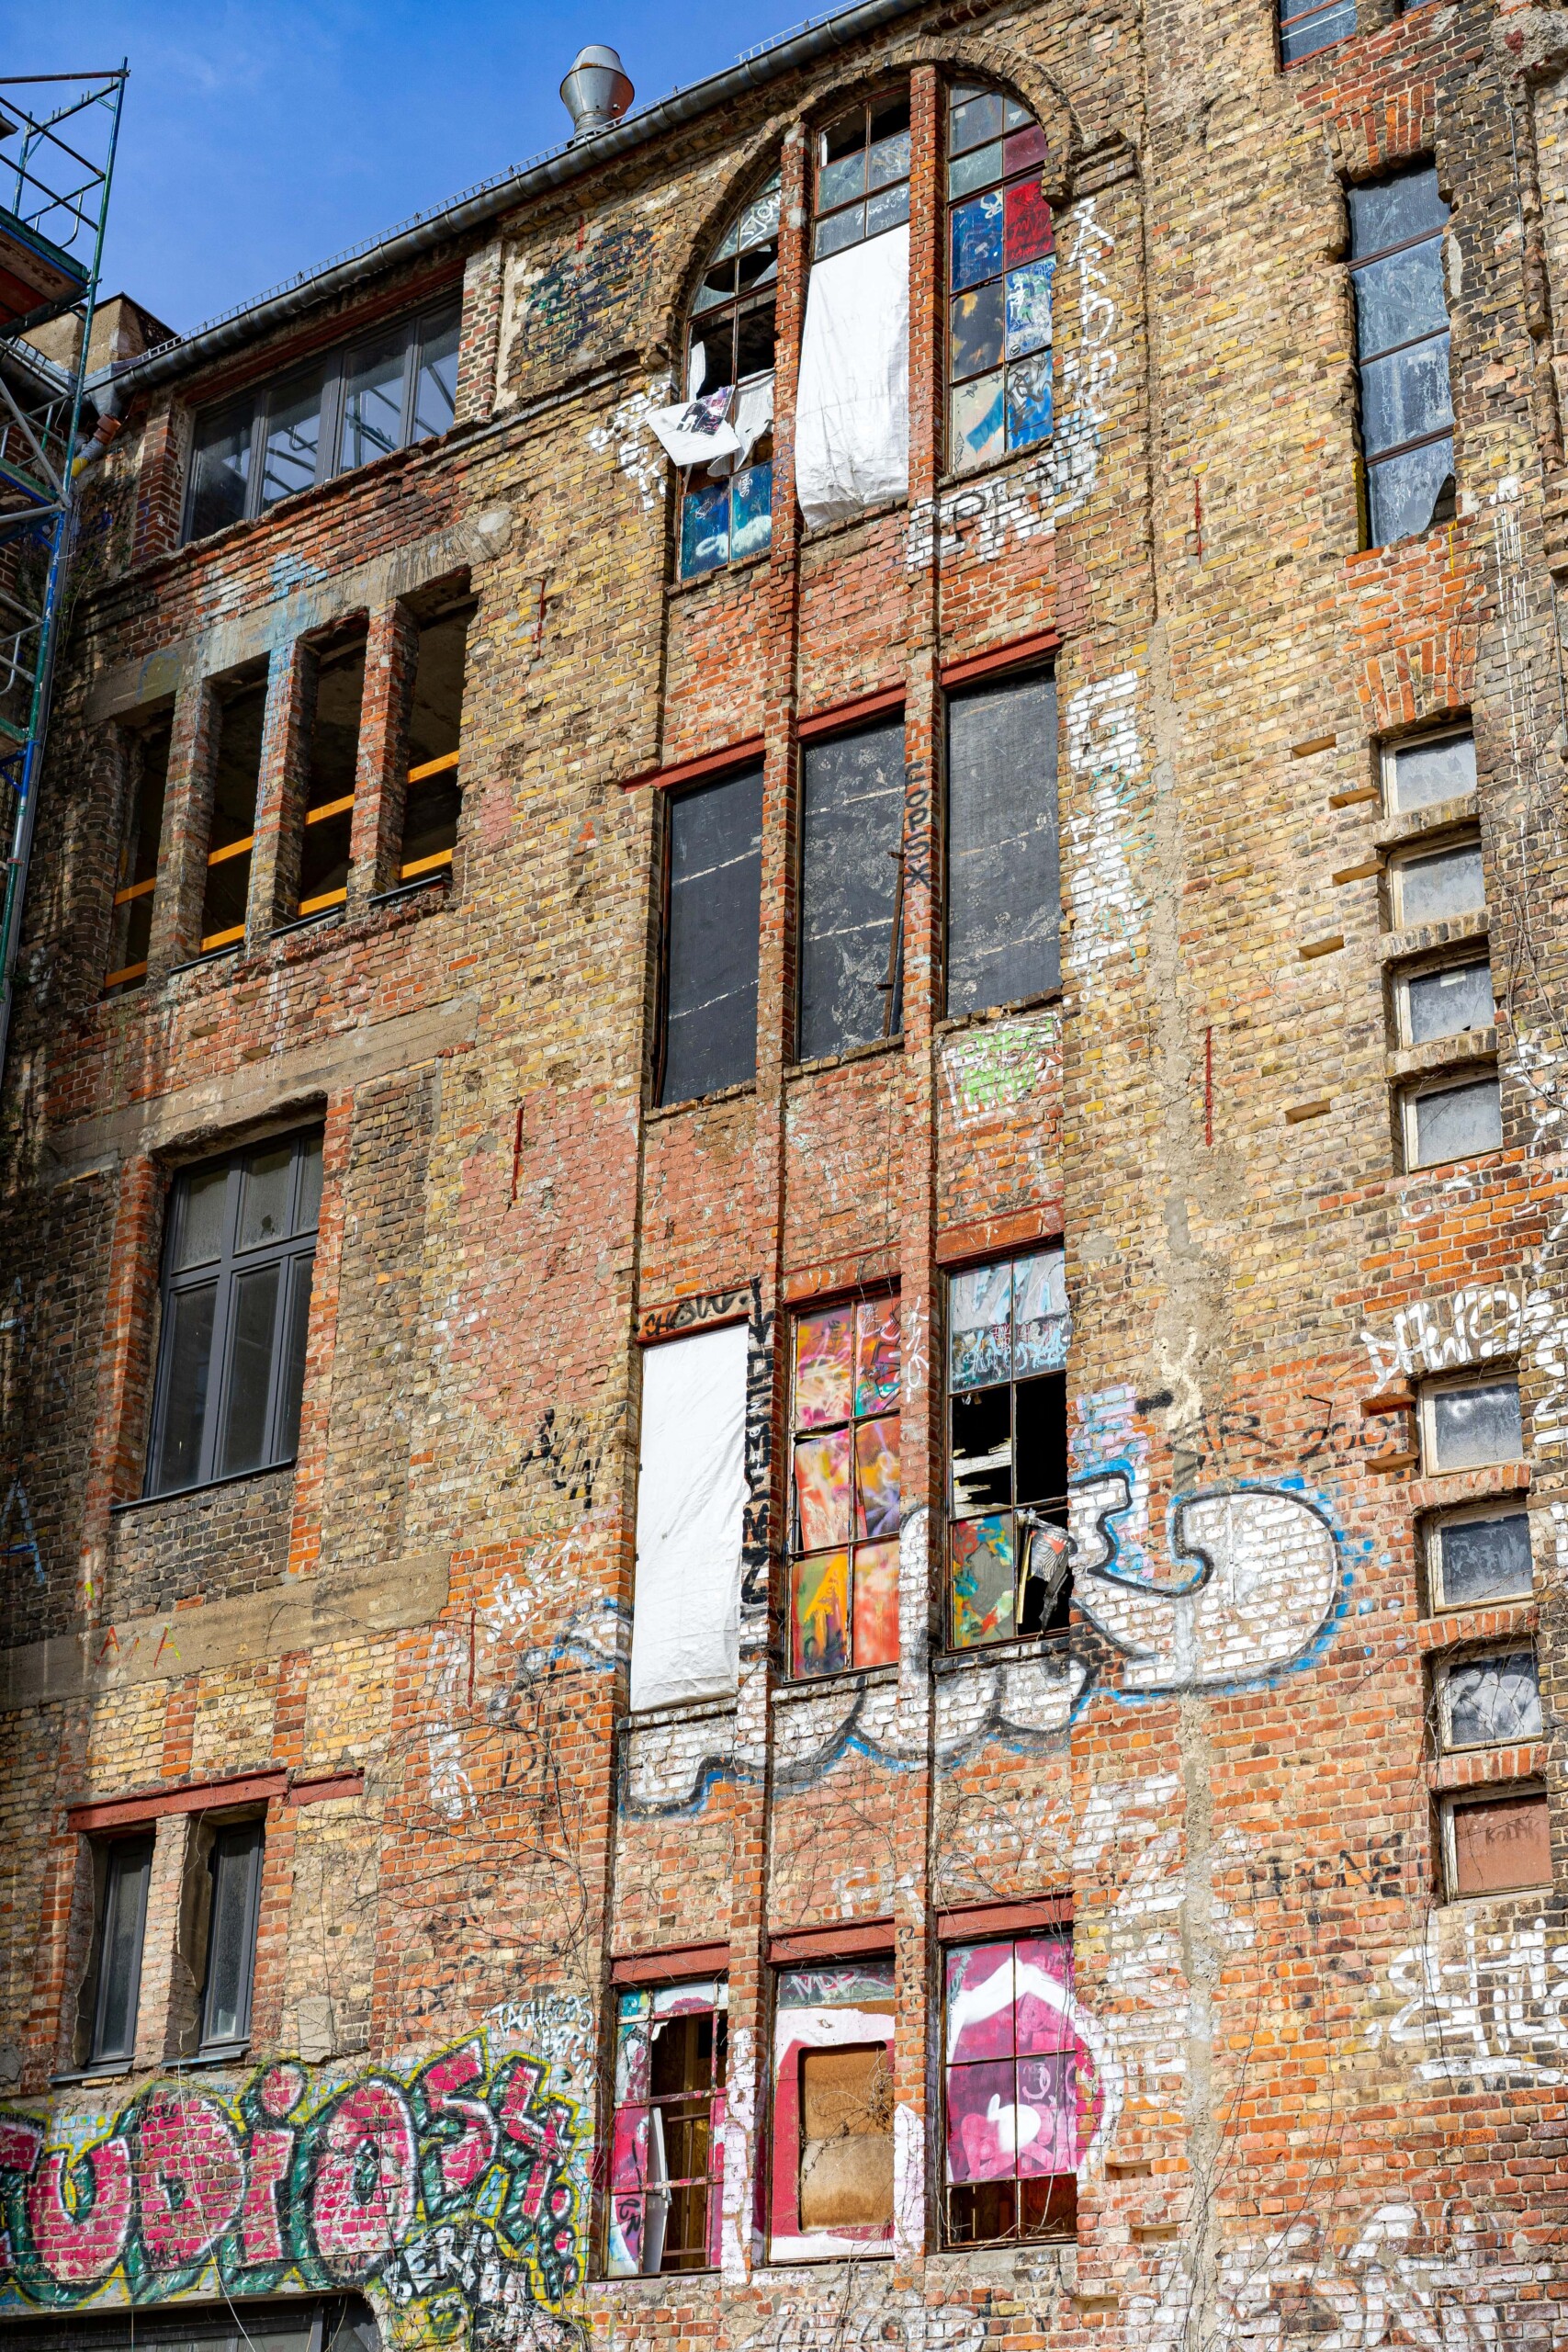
[559, 45, 634, 140]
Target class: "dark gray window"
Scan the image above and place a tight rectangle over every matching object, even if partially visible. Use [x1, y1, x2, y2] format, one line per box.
[185, 297, 461, 542]
[106, 714, 172, 993]
[296, 632, 367, 920]
[147, 1129, 323, 1497]
[199, 1819, 265, 2052]
[946, 671, 1059, 1017]
[797, 717, 906, 1061]
[88, 1834, 152, 2067]
[660, 764, 764, 1106]
[1350, 167, 1454, 548]
[200, 670, 268, 954]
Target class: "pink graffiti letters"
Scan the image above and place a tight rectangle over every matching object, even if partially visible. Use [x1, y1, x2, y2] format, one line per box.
[25, 2137, 133, 2289]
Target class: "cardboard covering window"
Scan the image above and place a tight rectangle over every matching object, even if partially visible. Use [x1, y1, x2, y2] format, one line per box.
[770, 1962, 896, 2259]
[630, 1324, 749, 1711]
[795, 225, 909, 529]
[946, 672, 1059, 1017]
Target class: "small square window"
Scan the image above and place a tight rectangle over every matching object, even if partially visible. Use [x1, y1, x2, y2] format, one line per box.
[1395, 958, 1493, 1049]
[1427, 1507, 1533, 1610]
[1443, 1787, 1551, 1898]
[1383, 730, 1475, 816]
[1403, 1073, 1502, 1170]
[1389, 836, 1485, 930]
[1421, 1375, 1522, 1475]
[1435, 1646, 1542, 1750]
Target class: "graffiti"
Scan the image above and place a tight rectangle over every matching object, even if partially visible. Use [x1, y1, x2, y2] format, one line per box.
[0, 2034, 583, 2335]
[638, 1281, 755, 1340]
[1065, 670, 1146, 975]
[733, 2280, 1002, 2352]
[1133, 2201, 1565, 2352]
[504, 1410, 597, 1511]
[1361, 1267, 1568, 1455]
[585, 378, 672, 513]
[1374, 1914, 1568, 2086]
[940, 1011, 1061, 1124]
[740, 1282, 775, 1614]
[513, 220, 654, 373]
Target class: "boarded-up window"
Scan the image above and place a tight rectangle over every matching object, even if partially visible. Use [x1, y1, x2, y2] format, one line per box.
[946, 673, 1058, 1018]
[629, 1324, 749, 1712]
[769, 1962, 896, 2260]
[1447, 1790, 1551, 1898]
[660, 765, 764, 1105]
[797, 718, 905, 1060]
[799, 2045, 894, 2228]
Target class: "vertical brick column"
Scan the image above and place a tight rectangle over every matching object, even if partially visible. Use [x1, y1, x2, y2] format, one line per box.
[247, 635, 316, 947]
[457, 241, 504, 428]
[130, 392, 187, 567]
[285, 1090, 353, 1580]
[890, 61, 946, 2275]
[249, 1649, 309, 2050]
[132, 1811, 193, 2066]
[346, 601, 419, 912]
[25, 1815, 90, 2088]
[78, 1149, 164, 1621]
[146, 670, 219, 978]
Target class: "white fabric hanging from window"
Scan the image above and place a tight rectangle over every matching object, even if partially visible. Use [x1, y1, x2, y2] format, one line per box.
[629, 1320, 749, 1712]
[795, 224, 909, 529]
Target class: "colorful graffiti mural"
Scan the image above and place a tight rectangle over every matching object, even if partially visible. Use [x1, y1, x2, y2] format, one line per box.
[0, 2031, 584, 2343]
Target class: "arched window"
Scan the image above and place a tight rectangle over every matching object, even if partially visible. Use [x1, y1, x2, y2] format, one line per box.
[946, 86, 1055, 475]
[679, 174, 780, 579]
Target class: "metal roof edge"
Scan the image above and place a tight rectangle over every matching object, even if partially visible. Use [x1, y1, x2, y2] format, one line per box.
[94, 0, 930, 403]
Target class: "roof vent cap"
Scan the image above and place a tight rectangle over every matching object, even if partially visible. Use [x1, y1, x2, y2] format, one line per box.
[560, 45, 634, 141]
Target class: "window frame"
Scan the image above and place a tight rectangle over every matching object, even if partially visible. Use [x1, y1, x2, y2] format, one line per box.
[1393, 953, 1494, 1051]
[1279, 0, 1356, 66]
[1440, 1783, 1552, 1901]
[940, 1928, 1079, 2248]
[86, 1832, 154, 2070]
[604, 1975, 728, 2278]
[1348, 166, 1455, 549]
[943, 81, 1056, 477]
[1381, 727, 1476, 819]
[943, 664, 1061, 1018]
[197, 1815, 266, 2056]
[785, 1289, 903, 1680]
[1432, 1643, 1543, 1754]
[654, 761, 766, 1108]
[1418, 1371, 1523, 1477]
[811, 88, 912, 262]
[1424, 1501, 1535, 1613]
[1401, 1068, 1503, 1171]
[767, 1953, 897, 2261]
[181, 293, 462, 545]
[679, 174, 780, 581]
[1387, 830, 1485, 932]
[145, 1127, 324, 1498]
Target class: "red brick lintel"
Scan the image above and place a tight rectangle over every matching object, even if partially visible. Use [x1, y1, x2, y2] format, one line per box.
[936, 1205, 1063, 1269]
[935, 1895, 1073, 1940]
[939, 630, 1060, 688]
[621, 738, 767, 793]
[768, 1918, 896, 1963]
[67, 1765, 365, 1833]
[611, 1941, 731, 1985]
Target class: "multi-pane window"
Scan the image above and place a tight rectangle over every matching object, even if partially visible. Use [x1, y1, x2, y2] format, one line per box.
[814, 94, 910, 259]
[680, 178, 778, 580]
[947, 86, 1055, 474]
[86, 1834, 152, 2068]
[198, 1819, 265, 2054]
[943, 1934, 1080, 2245]
[147, 1129, 323, 1498]
[1427, 1505, 1533, 1611]
[769, 1962, 896, 2258]
[658, 763, 763, 1105]
[788, 1296, 901, 1678]
[185, 297, 460, 542]
[1420, 1374, 1522, 1476]
[1279, 0, 1355, 65]
[797, 717, 907, 1061]
[607, 1979, 727, 2275]
[294, 634, 367, 920]
[1350, 167, 1455, 548]
[200, 672, 268, 955]
[946, 671, 1059, 1016]
[397, 606, 471, 888]
[1435, 1647, 1543, 1752]
[1383, 729, 1475, 816]
[947, 1249, 1069, 1649]
[105, 714, 171, 992]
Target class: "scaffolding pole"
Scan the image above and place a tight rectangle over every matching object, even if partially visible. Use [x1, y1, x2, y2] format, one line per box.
[0, 64, 127, 1090]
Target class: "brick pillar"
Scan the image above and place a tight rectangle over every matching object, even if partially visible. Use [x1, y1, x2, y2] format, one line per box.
[247, 636, 316, 946]
[131, 392, 187, 567]
[285, 1090, 352, 1579]
[133, 1811, 193, 2066]
[347, 601, 419, 911]
[25, 1822, 90, 2088]
[146, 671, 219, 978]
[249, 1650, 309, 2049]
[78, 1149, 164, 1621]
[457, 240, 504, 428]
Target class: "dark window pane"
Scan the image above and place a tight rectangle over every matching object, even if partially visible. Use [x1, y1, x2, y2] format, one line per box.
[1411, 1076, 1502, 1168]
[93, 1836, 152, 2064]
[952, 284, 1006, 382]
[340, 334, 406, 471]
[946, 673, 1059, 1016]
[201, 1821, 263, 2046]
[296, 1134, 324, 1234]
[239, 1143, 294, 1250]
[951, 1385, 1011, 1515]
[119, 721, 171, 893]
[188, 406, 253, 538]
[175, 1164, 231, 1269]
[152, 1282, 217, 1493]
[1437, 1512, 1533, 1608]
[1280, 0, 1356, 62]
[261, 371, 324, 506]
[406, 610, 469, 770]
[736, 300, 777, 380]
[1352, 243, 1449, 364]
[276, 1252, 314, 1462]
[1348, 166, 1450, 261]
[202, 678, 268, 944]
[220, 1263, 281, 1476]
[1359, 334, 1452, 458]
[660, 764, 764, 1105]
[1368, 435, 1454, 548]
[869, 93, 910, 145]
[1014, 1373, 1067, 1508]
[413, 309, 460, 439]
[798, 718, 906, 1060]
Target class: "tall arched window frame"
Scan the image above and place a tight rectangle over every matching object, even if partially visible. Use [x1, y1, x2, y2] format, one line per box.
[679, 174, 780, 580]
[946, 85, 1055, 475]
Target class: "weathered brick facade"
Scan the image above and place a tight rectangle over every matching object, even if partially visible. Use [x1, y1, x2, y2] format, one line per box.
[4, 0, 1568, 2347]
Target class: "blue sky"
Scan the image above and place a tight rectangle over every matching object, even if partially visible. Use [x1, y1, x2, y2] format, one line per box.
[6, 0, 812, 335]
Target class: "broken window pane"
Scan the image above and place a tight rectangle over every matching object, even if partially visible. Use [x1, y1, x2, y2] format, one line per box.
[1393, 840, 1485, 927]
[1427, 1377, 1522, 1473]
[1387, 731, 1475, 813]
[947, 88, 1054, 472]
[1408, 1075, 1502, 1169]
[660, 763, 763, 1105]
[1350, 165, 1454, 548]
[1279, 0, 1355, 60]
[607, 1981, 728, 2275]
[1433, 1510, 1533, 1609]
[948, 1250, 1069, 1648]
[944, 1936, 1078, 2245]
[1448, 1789, 1551, 1897]
[201, 673, 268, 950]
[789, 1297, 901, 1677]
[678, 175, 778, 578]
[947, 671, 1059, 1016]
[797, 717, 906, 1060]
[772, 1962, 895, 2256]
[1403, 960, 1492, 1046]
[296, 634, 366, 918]
[1442, 1649, 1542, 1749]
[816, 95, 910, 258]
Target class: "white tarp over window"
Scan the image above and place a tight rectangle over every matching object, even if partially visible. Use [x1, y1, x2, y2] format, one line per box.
[795, 223, 909, 530]
[629, 1320, 749, 1712]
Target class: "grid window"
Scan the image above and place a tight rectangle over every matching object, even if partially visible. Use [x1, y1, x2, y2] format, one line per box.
[680, 176, 778, 581]
[943, 1934, 1079, 2245]
[1349, 168, 1455, 548]
[198, 1819, 265, 2053]
[1443, 1787, 1551, 1897]
[814, 92, 910, 261]
[1403, 1073, 1502, 1170]
[1383, 729, 1476, 816]
[184, 298, 460, 543]
[1427, 1507, 1533, 1611]
[147, 1129, 323, 1498]
[1436, 1646, 1542, 1751]
[87, 1834, 152, 2068]
[788, 1297, 901, 1678]
[607, 1979, 727, 2275]
[105, 715, 171, 992]
[659, 764, 763, 1105]
[946, 670, 1059, 1017]
[947, 1249, 1070, 1649]
[797, 717, 907, 1060]
[946, 85, 1055, 474]
[1421, 1374, 1522, 1476]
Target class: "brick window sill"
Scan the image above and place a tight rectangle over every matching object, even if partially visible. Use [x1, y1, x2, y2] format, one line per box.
[784, 1033, 904, 1083]
[110, 1459, 296, 1515]
[1406, 1461, 1531, 1511]
[1373, 793, 1479, 854]
[1377, 910, 1489, 966]
[1417, 1599, 1538, 1655]
[646, 1078, 756, 1123]
[1429, 1743, 1548, 1793]
[773, 1661, 898, 1705]
[934, 987, 1063, 1039]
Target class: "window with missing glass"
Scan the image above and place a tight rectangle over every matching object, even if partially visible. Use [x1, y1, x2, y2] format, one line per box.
[1383, 729, 1475, 816]
[1426, 1505, 1534, 1611]
[198, 1818, 265, 2054]
[85, 1833, 152, 2068]
[146, 1129, 323, 1498]
[606, 1979, 728, 2275]
[947, 1249, 1070, 1649]
[680, 177, 778, 580]
[396, 605, 472, 889]
[947, 85, 1055, 474]
[184, 295, 461, 542]
[815, 92, 910, 259]
[200, 671, 269, 955]
[1420, 1374, 1522, 1476]
[105, 713, 172, 993]
[1349, 167, 1455, 548]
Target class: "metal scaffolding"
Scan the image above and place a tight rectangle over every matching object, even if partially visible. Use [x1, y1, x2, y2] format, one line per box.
[0, 65, 127, 1082]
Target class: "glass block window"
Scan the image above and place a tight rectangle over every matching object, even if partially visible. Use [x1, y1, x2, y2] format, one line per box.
[814, 92, 911, 260]
[943, 1935, 1087, 2244]
[947, 1248, 1069, 1648]
[1349, 167, 1455, 548]
[607, 1980, 727, 2276]
[788, 1297, 901, 1678]
[680, 175, 779, 580]
[947, 85, 1054, 475]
